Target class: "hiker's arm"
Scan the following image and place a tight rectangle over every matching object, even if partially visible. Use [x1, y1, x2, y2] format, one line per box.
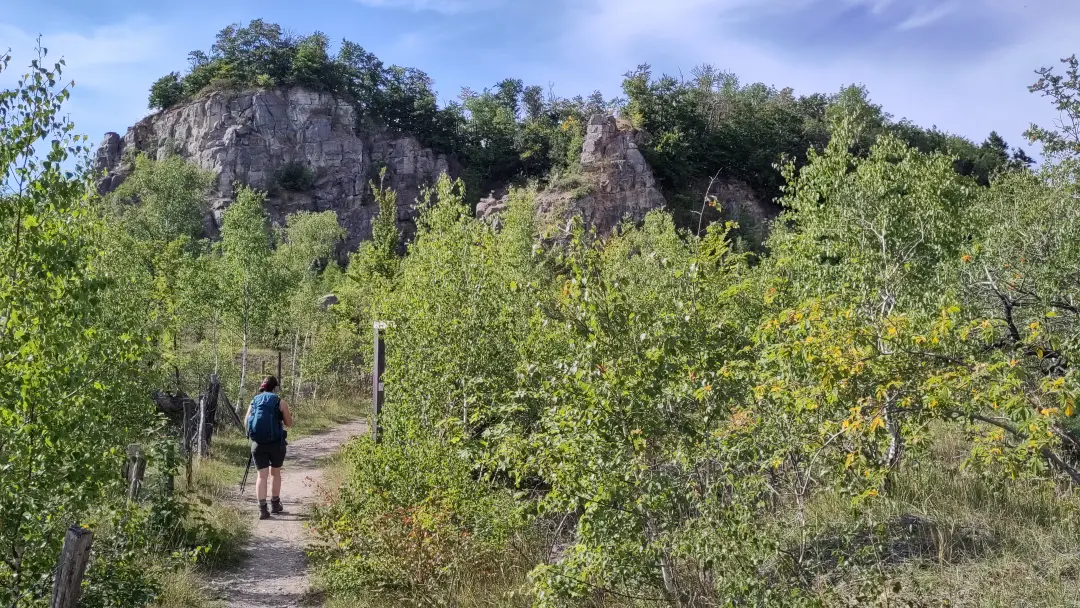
[280, 402, 293, 428]
[245, 404, 253, 427]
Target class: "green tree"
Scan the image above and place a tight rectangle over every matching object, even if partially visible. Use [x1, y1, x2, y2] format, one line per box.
[103, 154, 214, 245]
[221, 186, 278, 406]
[0, 47, 157, 605]
[274, 210, 346, 396]
[1027, 54, 1080, 163]
[148, 72, 184, 110]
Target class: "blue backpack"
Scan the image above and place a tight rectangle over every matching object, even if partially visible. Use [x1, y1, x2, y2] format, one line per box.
[247, 392, 284, 445]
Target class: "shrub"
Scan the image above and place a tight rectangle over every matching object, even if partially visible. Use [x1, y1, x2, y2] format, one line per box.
[311, 437, 528, 604]
[149, 72, 185, 110]
[278, 162, 315, 192]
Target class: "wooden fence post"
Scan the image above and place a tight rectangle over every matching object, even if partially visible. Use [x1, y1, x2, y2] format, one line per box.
[221, 390, 245, 430]
[125, 444, 145, 504]
[203, 375, 220, 453]
[181, 398, 193, 488]
[372, 321, 387, 444]
[196, 392, 207, 458]
[50, 526, 93, 608]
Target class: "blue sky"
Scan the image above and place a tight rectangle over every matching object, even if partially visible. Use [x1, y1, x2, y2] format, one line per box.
[2, 0, 1079, 160]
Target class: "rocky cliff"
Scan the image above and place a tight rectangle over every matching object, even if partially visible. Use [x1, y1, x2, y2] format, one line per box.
[97, 91, 771, 251]
[478, 114, 668, 236]
[95, 88, 456, 249]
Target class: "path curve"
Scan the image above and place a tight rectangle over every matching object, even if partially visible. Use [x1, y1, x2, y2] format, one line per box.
[206, 419, 367, 607]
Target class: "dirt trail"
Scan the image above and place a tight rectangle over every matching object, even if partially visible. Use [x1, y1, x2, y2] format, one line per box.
[206, 420, 367, 607]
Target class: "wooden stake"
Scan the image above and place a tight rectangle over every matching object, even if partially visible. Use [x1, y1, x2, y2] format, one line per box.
[196, 392, 207, 458]
[221, 390, 245, 430]
[50, 526, 93, 608]
[126, 444, 145, 504]
[205, 375, 220, 449]
[181, 398, 193, 488]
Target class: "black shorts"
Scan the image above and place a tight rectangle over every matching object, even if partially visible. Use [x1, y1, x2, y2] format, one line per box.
[251, 440, 287, 469]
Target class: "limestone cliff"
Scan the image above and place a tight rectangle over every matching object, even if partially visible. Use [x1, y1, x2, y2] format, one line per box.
[479, 114, 668, 235]
[478, 114, 775, 245]
[95, 88, 457, 249]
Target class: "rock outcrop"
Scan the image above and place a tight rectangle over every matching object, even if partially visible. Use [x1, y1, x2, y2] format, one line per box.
[478, 114, 667, 236]
[477, 114, 777, 245]
[706, 179, 778, 247]
[95, 88, 457, 249]
[475, 191, 509, 229]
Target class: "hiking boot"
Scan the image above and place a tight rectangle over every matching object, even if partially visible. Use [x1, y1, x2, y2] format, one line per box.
[271, 498, 284, 514]
[259, 503, 271, 520]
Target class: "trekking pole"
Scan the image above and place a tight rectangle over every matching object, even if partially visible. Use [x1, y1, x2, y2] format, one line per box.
[239, 454, 253, 493]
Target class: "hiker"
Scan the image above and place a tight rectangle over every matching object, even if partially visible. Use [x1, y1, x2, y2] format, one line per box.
[245, 375, 293, 520]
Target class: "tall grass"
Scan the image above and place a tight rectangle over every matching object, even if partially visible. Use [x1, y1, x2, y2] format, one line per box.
[154, 567, 225, 608]
[778, 424, 1080, 606]
[314, 422, 1080, 607]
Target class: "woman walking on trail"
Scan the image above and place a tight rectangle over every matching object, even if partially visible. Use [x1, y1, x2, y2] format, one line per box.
[245, 375, 293, 520]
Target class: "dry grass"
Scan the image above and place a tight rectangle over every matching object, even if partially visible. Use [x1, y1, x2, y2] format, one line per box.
[154, 566, 225, 608]
[289, 396, 367, 438]
[779, 424, 1080, 606]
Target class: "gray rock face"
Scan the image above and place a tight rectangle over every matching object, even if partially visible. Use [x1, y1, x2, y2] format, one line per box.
[708, 179, 778, 247]
[475, 191, 509, 228]
[573, 115, 667, 233]
[94, 88, 457, 249]
[489, 114, 667, 236]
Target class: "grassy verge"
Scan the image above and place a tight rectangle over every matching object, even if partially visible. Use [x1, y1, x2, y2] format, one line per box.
[288, 396, 366, 439]
[309, 423, 1080, 607]
[152, 435, 249, 608]
[308, 436, 539, 608]
[155, 566, 225, 608]
[773, 424, 1080, 606]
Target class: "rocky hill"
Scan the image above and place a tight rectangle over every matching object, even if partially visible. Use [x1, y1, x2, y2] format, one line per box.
[95, 87, 772, 248]
[95, 88, 456, 250]
[477, 114, 668, 235]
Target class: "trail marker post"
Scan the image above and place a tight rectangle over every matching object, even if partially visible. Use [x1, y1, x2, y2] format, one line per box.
[373, 321, 387, 444]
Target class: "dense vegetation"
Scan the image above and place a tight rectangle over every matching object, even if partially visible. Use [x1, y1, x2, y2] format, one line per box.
[4, 22, 1078, 606]
[308, 56, 1080, 607]
[149, 20, 1032, 210]
[0, 46, 365, 606]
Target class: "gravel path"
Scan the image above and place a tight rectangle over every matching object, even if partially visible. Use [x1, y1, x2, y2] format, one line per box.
[206, 420, 367, 607]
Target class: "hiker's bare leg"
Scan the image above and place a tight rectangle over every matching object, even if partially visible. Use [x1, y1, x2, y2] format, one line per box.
[270, 467, 282, 498]
[256, 467, 269, 501]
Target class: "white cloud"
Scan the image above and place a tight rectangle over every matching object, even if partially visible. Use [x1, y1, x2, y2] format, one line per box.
[896, 3, 956, 30]
[555, 0, 1080, 157]
[0, 19, 177, 88]
[355, 0, 498, 14]
[0, 18, 187, 141]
